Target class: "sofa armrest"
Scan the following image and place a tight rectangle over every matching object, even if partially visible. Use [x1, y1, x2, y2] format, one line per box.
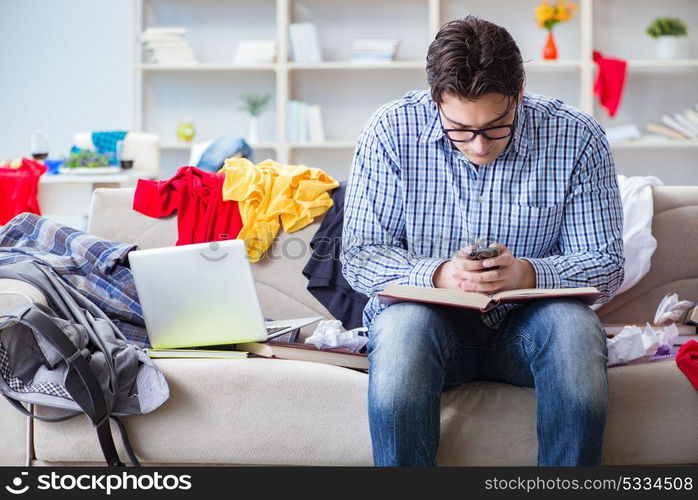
[0, 279, 45, 465]
[0, 279, 48, 312]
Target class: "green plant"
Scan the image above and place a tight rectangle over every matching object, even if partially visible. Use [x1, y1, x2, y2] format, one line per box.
[62, 150, 110, 169]
[646, 17, 688, 38]
[239, 93, 271, 117]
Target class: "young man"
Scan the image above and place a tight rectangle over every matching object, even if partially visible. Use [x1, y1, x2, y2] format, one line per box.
[340, 16, 624, 466]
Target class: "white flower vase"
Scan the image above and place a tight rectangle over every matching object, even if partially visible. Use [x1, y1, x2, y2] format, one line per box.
[248, 116, 259, 144]
[655, 36, 679, 60]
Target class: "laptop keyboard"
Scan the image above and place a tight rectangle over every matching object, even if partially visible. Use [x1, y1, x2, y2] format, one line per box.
[266, 326, 288, 335]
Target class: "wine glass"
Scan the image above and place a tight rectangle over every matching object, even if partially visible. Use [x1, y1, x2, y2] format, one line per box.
[30, 130, 49, 161]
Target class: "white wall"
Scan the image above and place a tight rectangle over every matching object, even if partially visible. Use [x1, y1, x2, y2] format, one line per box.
[0, 0, 133, 160]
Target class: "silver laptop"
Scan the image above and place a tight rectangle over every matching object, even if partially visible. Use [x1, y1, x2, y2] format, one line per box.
[128, 240, 322, 349]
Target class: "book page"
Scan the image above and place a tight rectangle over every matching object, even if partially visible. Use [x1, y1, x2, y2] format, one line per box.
[379, 284, 491, 310]
[493, 287, 599, 301]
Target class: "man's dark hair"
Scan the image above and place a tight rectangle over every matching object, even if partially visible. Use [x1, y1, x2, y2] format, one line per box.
[426, 15, 525, 104]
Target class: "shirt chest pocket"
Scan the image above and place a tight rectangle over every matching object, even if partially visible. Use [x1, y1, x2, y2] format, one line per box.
[500, 202, 564, 257]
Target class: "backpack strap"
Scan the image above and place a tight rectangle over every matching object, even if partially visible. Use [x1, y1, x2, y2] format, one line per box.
[19, 306, 127, 467]
[1, 395, 80, 422]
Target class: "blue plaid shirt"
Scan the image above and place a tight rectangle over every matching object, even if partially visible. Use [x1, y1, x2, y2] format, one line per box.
[0, 213, 148, 346]
[340, 90, 624, 330]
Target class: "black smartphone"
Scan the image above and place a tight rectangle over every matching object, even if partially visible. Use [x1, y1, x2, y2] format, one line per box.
[465, 245, 500, 260]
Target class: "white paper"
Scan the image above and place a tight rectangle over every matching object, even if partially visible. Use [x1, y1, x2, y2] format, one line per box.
[305, 320, 368, 353]
[653, 293, 695, 326]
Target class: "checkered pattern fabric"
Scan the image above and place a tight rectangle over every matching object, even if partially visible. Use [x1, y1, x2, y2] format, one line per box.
[0, 343, 71, 398]
[0, 213, 148, 346]
[340, 90, 625, 330]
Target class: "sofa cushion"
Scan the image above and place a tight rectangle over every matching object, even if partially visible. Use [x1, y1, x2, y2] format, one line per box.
[31, 357, 698, 465]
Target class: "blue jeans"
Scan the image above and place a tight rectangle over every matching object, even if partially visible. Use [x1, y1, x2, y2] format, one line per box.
[367, 298, 609, 466]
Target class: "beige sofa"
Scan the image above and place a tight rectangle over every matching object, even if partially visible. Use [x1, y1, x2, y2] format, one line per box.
[0, 186, 697, 466]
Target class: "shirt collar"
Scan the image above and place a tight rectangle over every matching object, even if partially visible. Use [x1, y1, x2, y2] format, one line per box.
[417, 95, 529, 158]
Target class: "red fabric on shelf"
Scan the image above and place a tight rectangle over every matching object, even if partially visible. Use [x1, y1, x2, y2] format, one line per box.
[592, 51, 627, 118]
[676, 340, 698, 391]
[0, 158, 46, 225]
[133, 166, 243, 245]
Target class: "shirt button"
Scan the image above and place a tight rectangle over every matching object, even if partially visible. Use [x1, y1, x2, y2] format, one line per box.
[478, 195, 485, 203]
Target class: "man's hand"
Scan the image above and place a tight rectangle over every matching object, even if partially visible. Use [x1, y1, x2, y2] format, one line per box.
[432, 243, 536, 293]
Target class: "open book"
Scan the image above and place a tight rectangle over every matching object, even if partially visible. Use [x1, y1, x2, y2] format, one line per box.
[377, 284, 601, 313]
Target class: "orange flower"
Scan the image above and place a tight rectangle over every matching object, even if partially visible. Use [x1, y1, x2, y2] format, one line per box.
[535, 0, 576, 30]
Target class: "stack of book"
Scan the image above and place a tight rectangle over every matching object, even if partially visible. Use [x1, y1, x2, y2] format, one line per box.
[287, 100, 325, 143]
[288, 23, 322, 63]
[237, 341, 368, 370]
[141, 26, 198, 65]
[145, 341, 367, 371]
[645, 105, 698, 140]
[350, 38, 400, 63]
[604, 124, 642, 144]
[234, 40, 276, 64]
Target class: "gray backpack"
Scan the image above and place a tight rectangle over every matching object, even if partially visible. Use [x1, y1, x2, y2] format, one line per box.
[0, 298, 169, 466]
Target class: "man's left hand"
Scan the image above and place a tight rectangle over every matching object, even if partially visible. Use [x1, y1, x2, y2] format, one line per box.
[458, 243, 537, 294]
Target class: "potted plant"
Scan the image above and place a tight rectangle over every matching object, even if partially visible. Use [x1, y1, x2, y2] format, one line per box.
[646, 17, 689, 60]
[534, 0, 577, 60]
[240, 93, 270, 144]
[62, 150, 110, 169]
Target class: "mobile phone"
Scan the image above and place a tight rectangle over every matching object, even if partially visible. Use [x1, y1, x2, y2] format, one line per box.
[465, 245, 500, 260]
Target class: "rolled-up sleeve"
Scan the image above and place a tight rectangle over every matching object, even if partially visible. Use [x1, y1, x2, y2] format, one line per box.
[340, 125, 447, 297]
[522, 129, 625, 304]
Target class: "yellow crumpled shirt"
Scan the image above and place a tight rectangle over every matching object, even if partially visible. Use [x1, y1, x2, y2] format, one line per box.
[220, 158, 339, 262]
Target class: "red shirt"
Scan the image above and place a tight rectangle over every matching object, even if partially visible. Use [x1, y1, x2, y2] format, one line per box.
[0, 158, 46, 225]
[133, 166, 243, 245]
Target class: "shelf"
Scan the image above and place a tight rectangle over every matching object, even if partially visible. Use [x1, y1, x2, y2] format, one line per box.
[288, 141, 357, 149]
[626, 59, 698, 70]
[610, 138, 698, 149]
[137, 63, 276, 72]
[161, 142, 278, 150]
[137, 61, 432, 72]
[133, 0, 698, 182]
[524, 59, 583, 70]
[287, 61, 425, 71]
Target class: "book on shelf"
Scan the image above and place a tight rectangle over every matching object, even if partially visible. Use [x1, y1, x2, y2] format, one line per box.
[660, 114, 696, 139]
[306, 105, 325, 142]
[234, 40, 276, 64]
[142, 26, 187, 36]
[674, 112, 698, 136]
[377, 284, 600, 313]
[604, 124, 642, 144]
[683, 108, 698, 128]
[141, 26, 198, 65]
[236, 340, 368, 370]
[350, 38, 400, 63]
[287, 100, 307, 142]
[645, 122, 685, 140]
[145, 348, 247, 359]
[287, 100, 325, 143]
[298, 101, 308, 143]
[289, 23, 322, 63]
[603, 324, 697, 337]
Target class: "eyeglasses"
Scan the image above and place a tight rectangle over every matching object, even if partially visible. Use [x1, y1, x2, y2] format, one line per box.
[438, 104, 517, 143]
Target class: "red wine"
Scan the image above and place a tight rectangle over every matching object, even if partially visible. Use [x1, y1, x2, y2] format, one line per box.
[32, 152, 48, 160]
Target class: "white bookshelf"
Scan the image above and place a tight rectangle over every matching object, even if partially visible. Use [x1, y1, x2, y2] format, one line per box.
[133, 0, 698, 182]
